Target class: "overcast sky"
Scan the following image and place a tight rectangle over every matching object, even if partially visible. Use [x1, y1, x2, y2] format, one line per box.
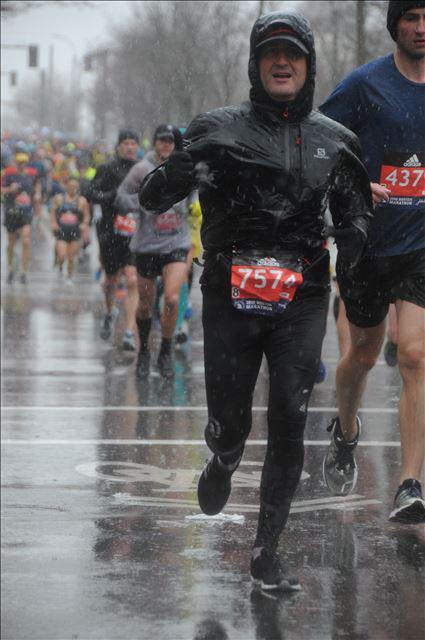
[1, 1, 135, 102]
[1, 0, 301, 114]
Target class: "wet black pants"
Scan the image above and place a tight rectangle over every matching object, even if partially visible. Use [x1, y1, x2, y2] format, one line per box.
[202, 287, 329, 550]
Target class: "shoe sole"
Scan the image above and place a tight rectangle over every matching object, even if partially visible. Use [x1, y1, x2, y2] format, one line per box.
[322, 455, 358, 497]
[197, 488, 227, 516]
[251, 577, 301, 592]
[389, 500, 425, 524]
[122, 343, 136, 352]
[197, 474, 231, 516]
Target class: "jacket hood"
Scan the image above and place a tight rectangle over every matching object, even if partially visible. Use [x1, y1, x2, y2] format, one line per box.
[248, 12, 316, 122]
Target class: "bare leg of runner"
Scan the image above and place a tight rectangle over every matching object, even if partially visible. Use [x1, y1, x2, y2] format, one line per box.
[336, 321, 386, 440]
[161, 262, 189, 340]
[123, 265, 139, 335]
[396, 299, 425, 483]
[20, 224, 32, 276]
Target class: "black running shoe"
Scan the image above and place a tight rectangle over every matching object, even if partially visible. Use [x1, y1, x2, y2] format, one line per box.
[136, 351, 150, 378]
[389, 479, 425, 524]
[100, 314, 113, 340]
[175, 330, 188, 345]
[322, 416, 361, 496]
[384, 340, 398, 367]
[197, 455, 234, 515]
[157, 351, 174, 378]
[175, 319, 189, 345]
[250, 548, 300, 592]
[19, 273, 27, 284]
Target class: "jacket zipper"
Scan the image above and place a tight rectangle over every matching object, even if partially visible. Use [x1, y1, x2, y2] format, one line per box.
[284, 124, 291, 174]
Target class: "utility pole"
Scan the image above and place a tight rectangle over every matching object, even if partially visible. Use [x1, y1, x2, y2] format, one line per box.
[331, 1, 340, 81]
[39, 69, 47, 128]
[100, 51, 108, 139]
[86, 49, 110, 140]
[356, 0, 366, 67]
[50, 33, 80, 134]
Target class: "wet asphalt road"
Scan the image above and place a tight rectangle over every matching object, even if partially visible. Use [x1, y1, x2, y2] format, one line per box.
[1, 220, 424, 640]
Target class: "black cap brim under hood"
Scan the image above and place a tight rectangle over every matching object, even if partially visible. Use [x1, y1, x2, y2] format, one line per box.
[248, 12, 316, 122]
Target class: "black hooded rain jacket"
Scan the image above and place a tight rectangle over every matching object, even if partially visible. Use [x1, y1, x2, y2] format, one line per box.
[139, 12, 373, 296]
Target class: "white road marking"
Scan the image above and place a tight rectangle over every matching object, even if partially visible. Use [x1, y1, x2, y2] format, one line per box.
[109, 492, 381, 515]
[0, 405, 398, 413]
[75, 461, 310, 487]
[1, 439, 400, 446]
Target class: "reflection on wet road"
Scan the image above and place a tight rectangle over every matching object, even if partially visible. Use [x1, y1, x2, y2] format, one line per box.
[2, 231, 424, 640]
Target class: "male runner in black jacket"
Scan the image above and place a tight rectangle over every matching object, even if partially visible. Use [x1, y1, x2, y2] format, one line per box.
[88, 129, 140, 349]
[139, 12, 373, 592]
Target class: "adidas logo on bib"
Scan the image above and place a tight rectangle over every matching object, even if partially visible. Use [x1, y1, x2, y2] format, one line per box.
[403, 154, 421, 167]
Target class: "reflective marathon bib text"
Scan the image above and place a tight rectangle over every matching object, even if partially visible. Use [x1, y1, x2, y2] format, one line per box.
[231, 251, 303, 316]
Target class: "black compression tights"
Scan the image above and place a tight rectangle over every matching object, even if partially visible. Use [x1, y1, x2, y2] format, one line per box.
[202, 287, 328, 551]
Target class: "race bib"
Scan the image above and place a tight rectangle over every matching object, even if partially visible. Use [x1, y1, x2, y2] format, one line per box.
[59, 212, 79, 226]
[114, 213, 136, 237]
[154, 211, 182, 235]
[230, 250, 303, 316]
[15, 192, 31, 207]
[380, 152, 424, 206]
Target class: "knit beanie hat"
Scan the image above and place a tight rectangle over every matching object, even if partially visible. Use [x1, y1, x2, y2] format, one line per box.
[387, 1, 425, 40]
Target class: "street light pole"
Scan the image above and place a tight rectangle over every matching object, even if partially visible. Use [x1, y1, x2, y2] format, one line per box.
[50, 33, 81, 134]
[46, 44, 54, 127]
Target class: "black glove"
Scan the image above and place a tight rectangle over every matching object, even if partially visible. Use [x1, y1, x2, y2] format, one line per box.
[164, 151, 194, 190]
[332, 226, 367, 268]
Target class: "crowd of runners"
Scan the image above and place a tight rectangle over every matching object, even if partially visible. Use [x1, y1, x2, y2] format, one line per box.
[1, 0, 424, 594]
[1, 126, 202, 369]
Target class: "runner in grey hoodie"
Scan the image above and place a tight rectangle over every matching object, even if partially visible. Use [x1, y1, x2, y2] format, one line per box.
[115, 124, 191, 379]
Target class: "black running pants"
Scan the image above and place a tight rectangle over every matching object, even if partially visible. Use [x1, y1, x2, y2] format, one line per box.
[202, 287, 329, 550]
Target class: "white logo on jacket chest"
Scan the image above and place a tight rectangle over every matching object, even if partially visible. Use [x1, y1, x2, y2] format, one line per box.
[314, 147, 330, 160]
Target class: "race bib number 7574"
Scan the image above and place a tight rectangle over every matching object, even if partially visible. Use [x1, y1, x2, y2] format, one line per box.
[231, 252, 303, 316]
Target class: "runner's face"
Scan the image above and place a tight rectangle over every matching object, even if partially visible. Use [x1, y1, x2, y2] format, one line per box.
[155, 137, 175, 161]
[117, 139, 139, 160]
[397, 8, 425, 59]
[67, 179, 79, 196]
[259, 41, 307, 102]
